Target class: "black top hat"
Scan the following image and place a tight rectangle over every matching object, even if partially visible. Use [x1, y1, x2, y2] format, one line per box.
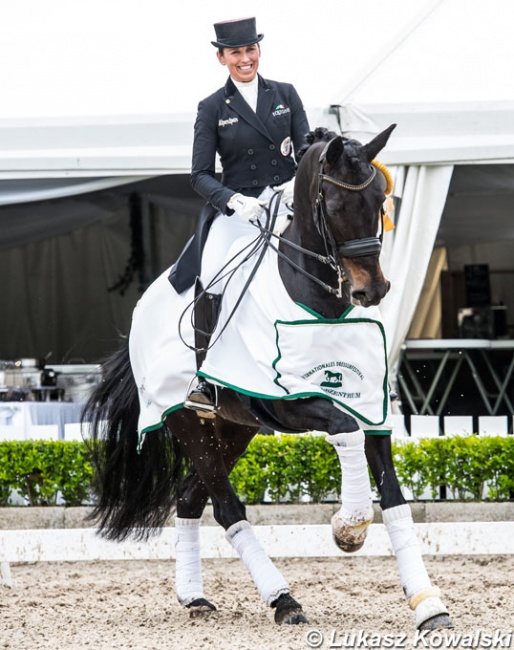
[211, 17, 264, 49]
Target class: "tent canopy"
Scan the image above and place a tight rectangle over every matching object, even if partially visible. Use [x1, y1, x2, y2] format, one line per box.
[4, 0, 514, 179]
[2, 0, 514, 364]
[4, 0, 513, 253]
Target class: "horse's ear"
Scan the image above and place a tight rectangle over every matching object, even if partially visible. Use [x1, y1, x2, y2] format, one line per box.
[324, 136, 345, 166]
[363, 124, 396, 162]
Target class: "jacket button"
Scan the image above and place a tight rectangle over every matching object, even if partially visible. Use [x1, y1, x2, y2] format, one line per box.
[273, 175, 280, 182]
[250, 164, 257, 170]
[252, 180, 259, 186]
[269, 144, 276, 150]
[248, 149, 254, 155]
[271, 159, 278, 166]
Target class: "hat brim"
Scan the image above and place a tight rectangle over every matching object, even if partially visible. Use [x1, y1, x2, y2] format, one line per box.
[211, 33, 264, 48]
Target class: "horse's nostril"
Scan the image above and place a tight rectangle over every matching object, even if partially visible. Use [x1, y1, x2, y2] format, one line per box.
[351, 290, 367, 304]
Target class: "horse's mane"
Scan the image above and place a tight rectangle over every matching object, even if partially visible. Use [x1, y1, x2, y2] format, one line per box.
[295, 127, 339, 164]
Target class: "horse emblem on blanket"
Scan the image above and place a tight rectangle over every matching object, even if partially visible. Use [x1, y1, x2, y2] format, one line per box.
[320, 369, 343, 388]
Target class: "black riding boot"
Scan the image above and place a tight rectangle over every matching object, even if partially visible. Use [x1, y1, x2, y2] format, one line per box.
[185, 380, 217, 414]
[184, 280, 222, 417]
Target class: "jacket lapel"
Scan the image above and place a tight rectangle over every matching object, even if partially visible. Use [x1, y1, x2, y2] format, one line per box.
[224, 76, 274, 142]
[256, 76, 276, 127]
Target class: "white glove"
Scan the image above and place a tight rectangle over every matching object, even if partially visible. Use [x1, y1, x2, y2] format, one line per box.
[227, 193, 266, 223]
[275, 177, 295, 211]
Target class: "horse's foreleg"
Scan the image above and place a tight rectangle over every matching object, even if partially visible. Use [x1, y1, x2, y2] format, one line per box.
[274, 398, 373, 553]
[326, 429, 375, 552]
[365, 435, 453, 631]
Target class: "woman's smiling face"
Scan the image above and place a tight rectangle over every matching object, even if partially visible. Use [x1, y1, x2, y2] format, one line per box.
[217, 44, 260, 82]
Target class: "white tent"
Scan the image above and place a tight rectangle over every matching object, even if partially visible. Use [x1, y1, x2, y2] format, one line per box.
[322, 0, 514, 372]
[1, 0, 513, 366]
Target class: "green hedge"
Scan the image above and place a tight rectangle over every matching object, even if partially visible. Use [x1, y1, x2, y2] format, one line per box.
[0, 441, 92, 506]
[393, 435, 514, 501]
[0, 435, 513, 506]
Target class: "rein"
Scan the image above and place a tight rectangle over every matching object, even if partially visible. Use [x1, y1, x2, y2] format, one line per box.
[180, 193, 282, 354]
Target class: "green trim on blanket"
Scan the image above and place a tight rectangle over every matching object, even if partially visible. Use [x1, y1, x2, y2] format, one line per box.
[136, 403, 184, 453]
[200, 314, 389, 426]
[195, 373, 384, 424]
[295, 302, 355, 321]
[197, 370, 388, 427]
[363, 428, 393, 436]
[270, 314, 389, 426]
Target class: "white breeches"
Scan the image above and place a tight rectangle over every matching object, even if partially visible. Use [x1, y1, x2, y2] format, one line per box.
[200, 187, 291, 292]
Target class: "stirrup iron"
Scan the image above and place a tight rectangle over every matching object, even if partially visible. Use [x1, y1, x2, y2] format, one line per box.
[184, 376, 218, 418]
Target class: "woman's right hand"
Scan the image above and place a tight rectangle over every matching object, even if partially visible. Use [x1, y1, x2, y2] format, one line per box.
[227, 193, 266, 223]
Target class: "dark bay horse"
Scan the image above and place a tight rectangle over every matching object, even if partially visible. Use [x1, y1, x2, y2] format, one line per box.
[83, 125, 453, 631]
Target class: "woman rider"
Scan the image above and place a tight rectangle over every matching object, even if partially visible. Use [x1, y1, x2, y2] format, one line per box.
[169, 16, 310, 413]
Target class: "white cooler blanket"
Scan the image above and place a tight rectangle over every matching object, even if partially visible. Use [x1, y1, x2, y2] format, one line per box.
[129, 235, 390, 444]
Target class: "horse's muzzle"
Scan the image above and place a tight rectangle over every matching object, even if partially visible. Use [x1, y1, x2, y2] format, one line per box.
[351, 279, 390, 307]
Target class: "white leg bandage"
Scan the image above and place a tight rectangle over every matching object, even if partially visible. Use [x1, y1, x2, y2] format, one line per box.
[174, 517, 204, 606]
[383, 504, 448, 626]
[226, 520, 289, 606]
[327, 430, 373, 523]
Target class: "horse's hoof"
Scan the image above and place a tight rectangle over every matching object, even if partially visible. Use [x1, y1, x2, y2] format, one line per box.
[272, 593, 309, 625]
[331, 510, 373, 553]
[418, 614, 454, 632]
[187, 597, 217, 619]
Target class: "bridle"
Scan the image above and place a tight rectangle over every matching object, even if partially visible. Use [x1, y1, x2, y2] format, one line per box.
[308, 140, 385, 297]
[316, 140, 384, 257]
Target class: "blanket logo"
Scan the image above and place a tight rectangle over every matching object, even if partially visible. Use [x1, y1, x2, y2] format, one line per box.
[302, 361, 364, 399]
[320, 370, 343, 388]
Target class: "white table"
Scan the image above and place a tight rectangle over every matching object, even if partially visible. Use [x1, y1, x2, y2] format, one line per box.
[397, 339, 514, 416]
[0, 401, 84, 440]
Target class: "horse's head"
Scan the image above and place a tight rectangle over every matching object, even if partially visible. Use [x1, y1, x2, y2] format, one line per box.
[295, 125, 396, 308]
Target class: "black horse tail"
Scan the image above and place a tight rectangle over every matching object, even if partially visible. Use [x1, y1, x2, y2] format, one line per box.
[82, 339, 186, 542]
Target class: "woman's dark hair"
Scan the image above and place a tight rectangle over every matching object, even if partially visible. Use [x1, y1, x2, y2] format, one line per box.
[217, 43, 261, 55]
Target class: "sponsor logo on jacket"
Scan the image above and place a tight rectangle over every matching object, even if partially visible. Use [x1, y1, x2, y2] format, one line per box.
[219, 117, 239, 127]
[272, 104, 291, 117]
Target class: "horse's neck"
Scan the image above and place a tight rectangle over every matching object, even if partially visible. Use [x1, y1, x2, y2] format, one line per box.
[278, 221, 351, 319]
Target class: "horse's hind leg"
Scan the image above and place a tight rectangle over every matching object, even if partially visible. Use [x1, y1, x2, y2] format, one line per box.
[174, 468, 215, 616]
[174, 426, 255, 616]
[172, 415, 247, 616]
[169, 412, 307, 624]
[365, 435, 453, 631]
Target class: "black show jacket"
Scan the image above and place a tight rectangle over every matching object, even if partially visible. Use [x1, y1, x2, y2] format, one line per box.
[190, 75, 310, 214]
